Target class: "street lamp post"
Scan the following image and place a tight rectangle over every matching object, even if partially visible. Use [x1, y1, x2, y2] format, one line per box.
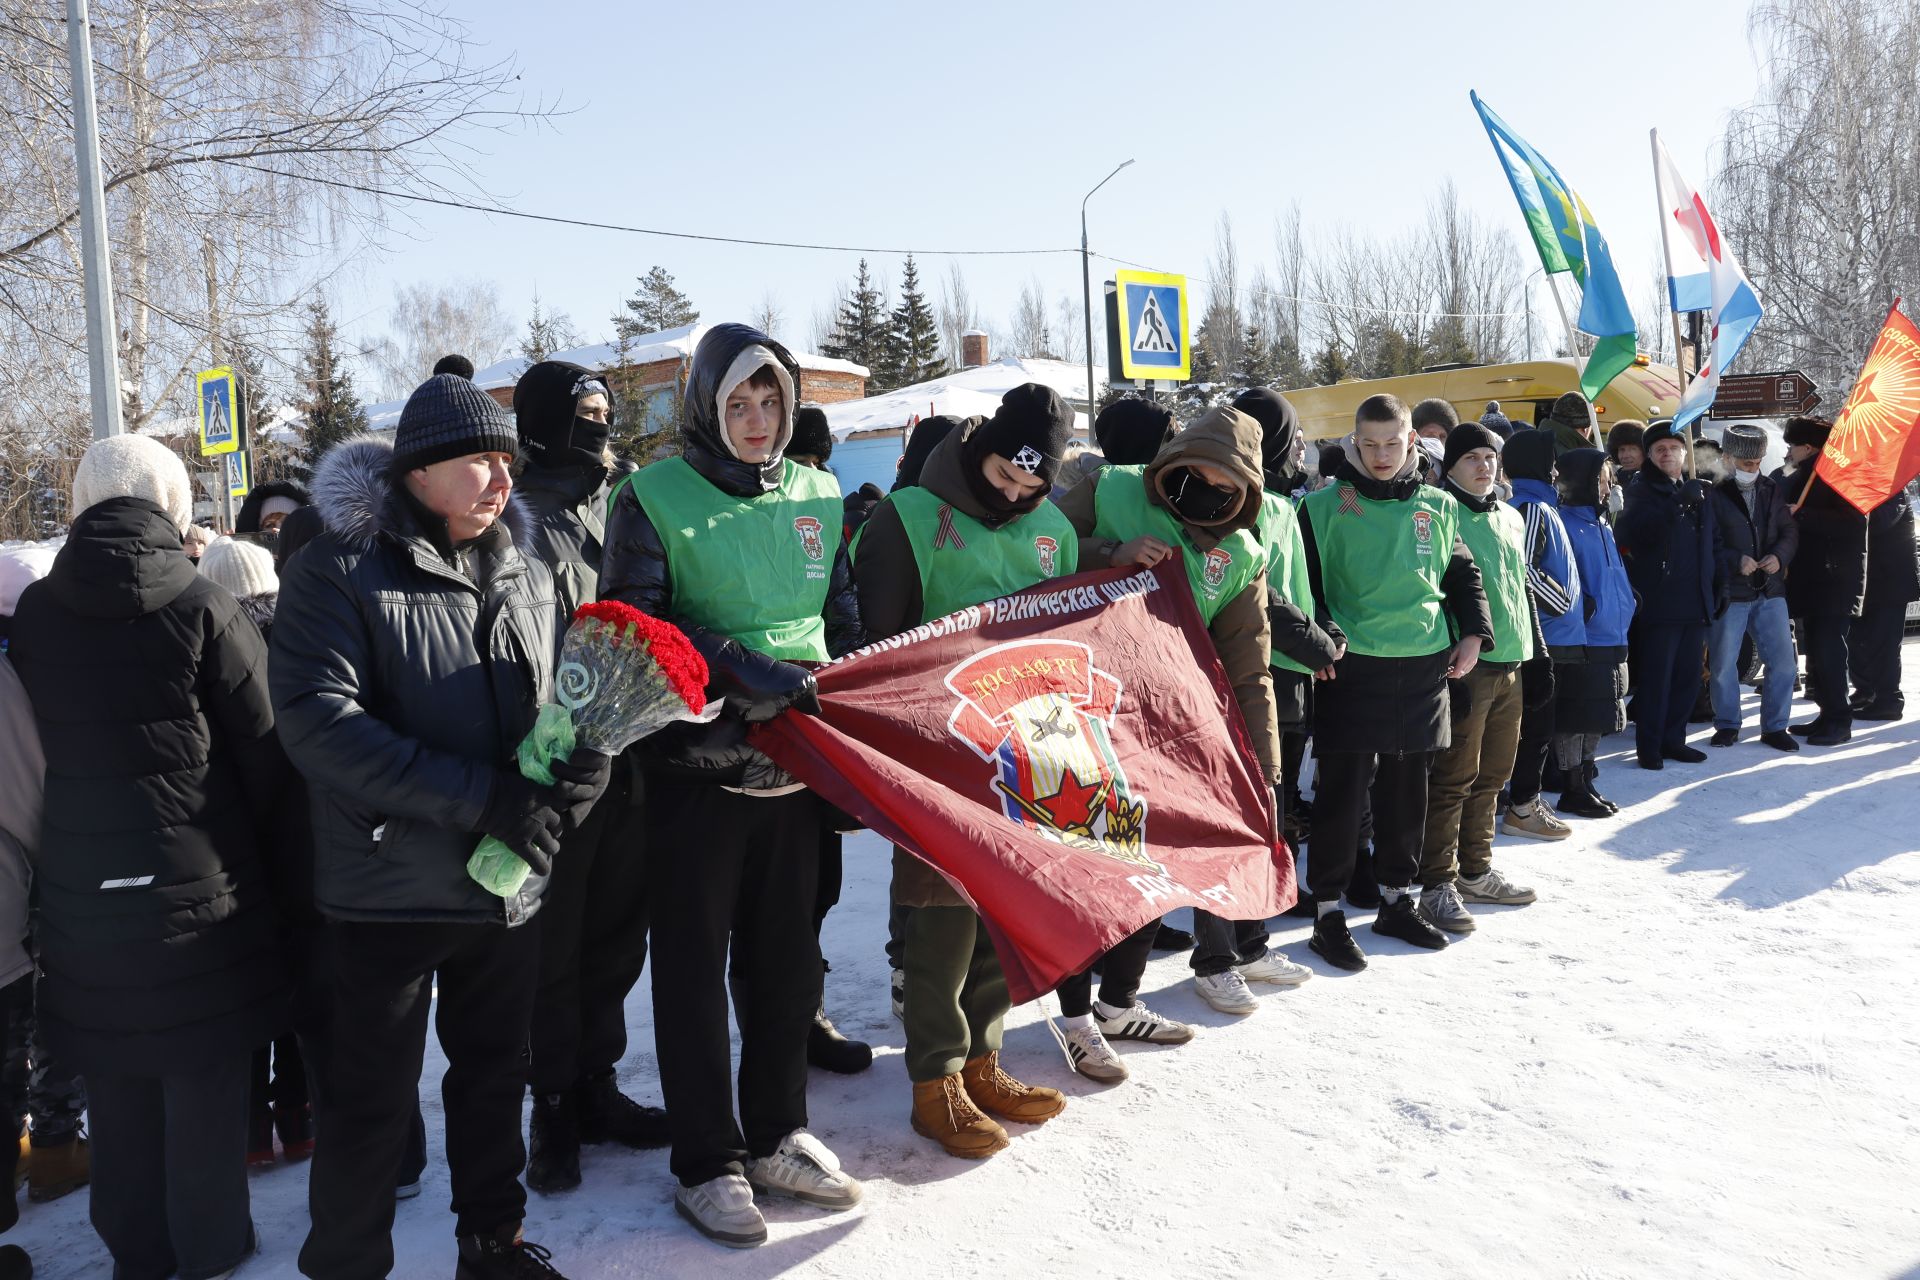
[66, 0, 125, 439]
[1081, 159, 1135, 422]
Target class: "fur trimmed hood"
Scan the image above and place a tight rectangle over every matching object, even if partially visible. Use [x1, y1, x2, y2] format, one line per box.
[310, 434, 533, 553]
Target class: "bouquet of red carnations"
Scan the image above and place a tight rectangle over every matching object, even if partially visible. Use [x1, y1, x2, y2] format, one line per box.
[469, 601, 710, 896]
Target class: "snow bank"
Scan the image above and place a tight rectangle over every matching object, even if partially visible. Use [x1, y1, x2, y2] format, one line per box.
[826, 356, 1103, 439]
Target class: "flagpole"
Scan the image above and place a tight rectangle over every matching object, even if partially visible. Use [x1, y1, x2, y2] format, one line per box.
[1542, 272, 1580, 357]
[1649, 130, 1692, 395]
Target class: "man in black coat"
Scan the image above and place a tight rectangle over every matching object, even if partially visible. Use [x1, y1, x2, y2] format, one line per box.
[1616, 421, 1722, 769]
[10, 433, 289, 1280]
[1850, 491, 1918, 719]
[1780, 415, 1869, 745]
[272, 375, 605, 1280]
[1706, 423, 1800, 751]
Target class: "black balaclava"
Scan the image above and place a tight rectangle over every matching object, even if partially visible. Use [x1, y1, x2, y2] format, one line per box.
[963, 383, 1074, 517]
[1231, 387, 1302, 490]
[1163, 465, 1241, 522]
[893, 415, 960, 492]
[1094, 396, 1176, 466]
[513, 359, 611, 471]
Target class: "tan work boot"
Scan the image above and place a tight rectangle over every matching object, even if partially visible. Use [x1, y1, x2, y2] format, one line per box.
[1501, 798, 1571, 841]
[28, 1132, 89, 1203]
[961, 1052, 1066, 1125]
[910, 1075, 1008, 1159]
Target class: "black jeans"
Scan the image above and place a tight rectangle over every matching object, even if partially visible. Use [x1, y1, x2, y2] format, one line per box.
[1802, 613, 1854, 731]
[1190, 913, 1270, 977]
[90, 1053, 253, 1280]
[646, 784, 822, 1187]
[1635, 621, 1707, 758]
[1509, 697, 1554, 806]
[1849, 604, 1906, 713]
[1057, 920, 1159, 1014]
[530, 764, 651, 1096]
[1309, 751, 1430, 901]
[299, 920, 539, 1280]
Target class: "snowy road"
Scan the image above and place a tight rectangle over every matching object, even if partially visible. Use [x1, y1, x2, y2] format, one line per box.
[13, 652, 1920, 1279]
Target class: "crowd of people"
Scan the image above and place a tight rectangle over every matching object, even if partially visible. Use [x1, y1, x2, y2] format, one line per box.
[0, 325, 1913, 1279]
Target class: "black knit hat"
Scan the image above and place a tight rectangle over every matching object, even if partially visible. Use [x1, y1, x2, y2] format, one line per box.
[1548, 391, 1594, 434]
[1442, 421, 1505, 474]
[432, 354, 475, 380]
[512, 359, 608, 468]
[969, 383, 1074, 487]
[894, 415, 960, 491]
[1230, 387, 1301, 487]
[1502, 428, 1558, 484]
[1782, 415, 1831, 448]
[393, 373, 519, 472]
[1479, 403, 1513, 439]
[791, 405, 834, 462]
[1095, 396, 1176, 466]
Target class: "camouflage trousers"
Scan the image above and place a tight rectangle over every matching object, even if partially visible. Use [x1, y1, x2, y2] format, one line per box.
[1, 966, 87, 1147]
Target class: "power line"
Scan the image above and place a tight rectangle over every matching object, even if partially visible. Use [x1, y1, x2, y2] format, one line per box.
[1091, 253, 1529, 321]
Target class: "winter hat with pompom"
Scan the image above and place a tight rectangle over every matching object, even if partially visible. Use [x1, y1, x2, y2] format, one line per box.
[199, 536, 279, 600]
[71, 433, 194, 531]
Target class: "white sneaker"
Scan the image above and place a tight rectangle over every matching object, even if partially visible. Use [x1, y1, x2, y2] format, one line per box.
[1234, 950, 1313, 986]
[1193, 969, 1258, 1015]
[890, 968, 905, 1022]
[675, 1172, 767, 1248]
[1094, 1000, 1196, 1045]
[744, 1128, 862, 1210]
[1459, 868, 1538, 906]
[1419, 882, 1477, 933]
[1061, 1023, 1128, 1083]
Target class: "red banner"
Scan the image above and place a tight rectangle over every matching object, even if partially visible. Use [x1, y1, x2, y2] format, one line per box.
[753, 558, 1294, 1003]
[1816, 301, 1920, 515]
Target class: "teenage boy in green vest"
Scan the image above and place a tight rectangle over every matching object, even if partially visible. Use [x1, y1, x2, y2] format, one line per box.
[1417, 422, 1541, 935]
[1297, 394, 1493, 972]
[855, 384, 1076, 1155]
[599, 324, 863, 1249]
[1057, 404, 1301, 1017]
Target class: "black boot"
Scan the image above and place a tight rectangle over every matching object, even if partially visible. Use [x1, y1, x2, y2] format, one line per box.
[1371, 895, 1449, 951]
[0, 1244, 27, 1280]
[1150, 921, 1196, 951]
[1308, 909, 1367, 972]
[1556, 765, 1611, 819]
[575, 1072, 670, 1149]
[1344, 847, 1383, 910]
[526, 1093, 581, 1194]
[1584, 762, 1619, 815]
[456, 1225, 567, 1278]
[807, 1005, 874, 1074]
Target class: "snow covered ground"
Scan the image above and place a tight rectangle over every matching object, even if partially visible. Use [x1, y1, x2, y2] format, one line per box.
[12, 648, 1920, 1279]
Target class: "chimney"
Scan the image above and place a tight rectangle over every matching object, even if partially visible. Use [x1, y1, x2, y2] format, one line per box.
[961, 329, 989, 369]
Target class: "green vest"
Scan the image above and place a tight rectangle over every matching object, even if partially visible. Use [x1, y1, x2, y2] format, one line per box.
[889, 486, 1078, 622]
[1091, 466, 1261, 625]
[1299, 480, 1459, 659]
[1257, 491, 1316, 675]
[616, 456, 841, 661]
[1456, 497, 1534, 664]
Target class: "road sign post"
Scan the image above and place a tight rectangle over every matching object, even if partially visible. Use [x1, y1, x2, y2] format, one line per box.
[197, 366, 244, 530]
[1706, 370, 1821, 420]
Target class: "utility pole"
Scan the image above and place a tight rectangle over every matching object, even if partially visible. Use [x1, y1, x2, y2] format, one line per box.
[67, 0, 124, 439]
[1081, 159, 1134, 423]
[205, 236, 236, 531]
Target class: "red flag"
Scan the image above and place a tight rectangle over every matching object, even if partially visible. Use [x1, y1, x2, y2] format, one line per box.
[1815, 300, 1920, 514]
[752, 559, 1294, 1003]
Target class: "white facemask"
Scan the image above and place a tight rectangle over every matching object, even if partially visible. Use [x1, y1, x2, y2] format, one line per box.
[1733, 467, 1759, 489]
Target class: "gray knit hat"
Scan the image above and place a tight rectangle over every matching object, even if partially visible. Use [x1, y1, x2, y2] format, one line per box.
[392, 373, 518, 472]
[1721, 422, 1768, 460]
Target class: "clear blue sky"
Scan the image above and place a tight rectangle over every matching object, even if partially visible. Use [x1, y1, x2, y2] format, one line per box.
[328, 0, 1763, 375]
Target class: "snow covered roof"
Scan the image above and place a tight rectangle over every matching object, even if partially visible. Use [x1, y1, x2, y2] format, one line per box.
[469, 324, 870, 393]
[822, 356, 1103, 439]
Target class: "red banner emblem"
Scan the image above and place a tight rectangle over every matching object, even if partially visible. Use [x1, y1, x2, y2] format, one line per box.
[1033, 534, 1059, 577]
[793, 515, 826, 562]
[1411, 510, 1434, 544]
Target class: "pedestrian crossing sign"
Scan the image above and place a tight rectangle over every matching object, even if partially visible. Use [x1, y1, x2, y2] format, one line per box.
[225, 449, 251, 499]
[197, 366, 241, 455]
[1114, 270, 1190, 381]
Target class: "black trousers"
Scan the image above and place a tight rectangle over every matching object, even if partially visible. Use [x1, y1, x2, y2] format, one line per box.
[1802, 613, 1854, 731]
[1309, 751, 1429, 901]
[299, 920, 539, 1280]
[1849, 605, 1907, 712]
[1635, 621, 1707, 758]
[530, 764, 651, 1096]
[1509, 697, 1554, 806]
[646, 784, 822, 1188]
[90, 1053, 253, 1280]
[1056, 920, 1159, 1015]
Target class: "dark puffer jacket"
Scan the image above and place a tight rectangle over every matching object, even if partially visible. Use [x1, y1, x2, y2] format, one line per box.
[1862, 494, 1919, 612]
[270, 437, 557, 927]
[1616, 468, 1720, 624]
[1781, 465, 1867, 619]
[9, 497, 290, 1072]
[599, 324, 863, 787]
[1709, 473, 1797, 602]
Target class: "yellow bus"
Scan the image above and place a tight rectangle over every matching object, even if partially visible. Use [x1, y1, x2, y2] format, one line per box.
[1282, 357, 1685, 441]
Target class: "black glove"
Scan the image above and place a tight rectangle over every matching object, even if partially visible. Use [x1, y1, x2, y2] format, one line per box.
[1447, 676, 1473, 725]
[478, 772, 563, 877]
[1522, 654, 1556, 710]
[1583, 594, 1599, 622]
[1713, 588, 1731, 621]
[1679, 479, 1711, 507]
[730, 661, 820, 724]
[547, 748, 613, 828]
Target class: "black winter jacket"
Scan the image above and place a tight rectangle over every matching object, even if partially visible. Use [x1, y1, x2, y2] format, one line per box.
[1709, 473, 1797, 602]
[1616, 469, 1720, 624]
[599, 324, 863, 787]
[1863, 494, 1920, 612]
[515, 463, 610, 651]
[9, 498, 290, 1072]
[1781, 465, 1868, 619]
[270, 437, 557, 927]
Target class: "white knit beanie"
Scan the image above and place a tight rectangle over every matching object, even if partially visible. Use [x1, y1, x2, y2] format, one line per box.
[198, 536, 279, 600]
[70, 434, 194, 531]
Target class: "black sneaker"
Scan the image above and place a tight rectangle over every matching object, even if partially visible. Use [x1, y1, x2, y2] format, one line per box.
[1790, 719, 1826, 737]
[527, 1093, 581, 1194]
[576, 1073, 669, 1150]
[1709, 728, 1738, 747]
[1662, 745, 1708, 764]
[1151, 922, 1196, 952]
[456, 1227, 567, 1279]
[807, 1006, 873, 1075]
[1371, 896, 1449, 951]
[1759, 729, 1800, 752]
[1807, 726, 1853, 746]
[1309, 910, 1367, 972]
[1855, 705, 1904, 722]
